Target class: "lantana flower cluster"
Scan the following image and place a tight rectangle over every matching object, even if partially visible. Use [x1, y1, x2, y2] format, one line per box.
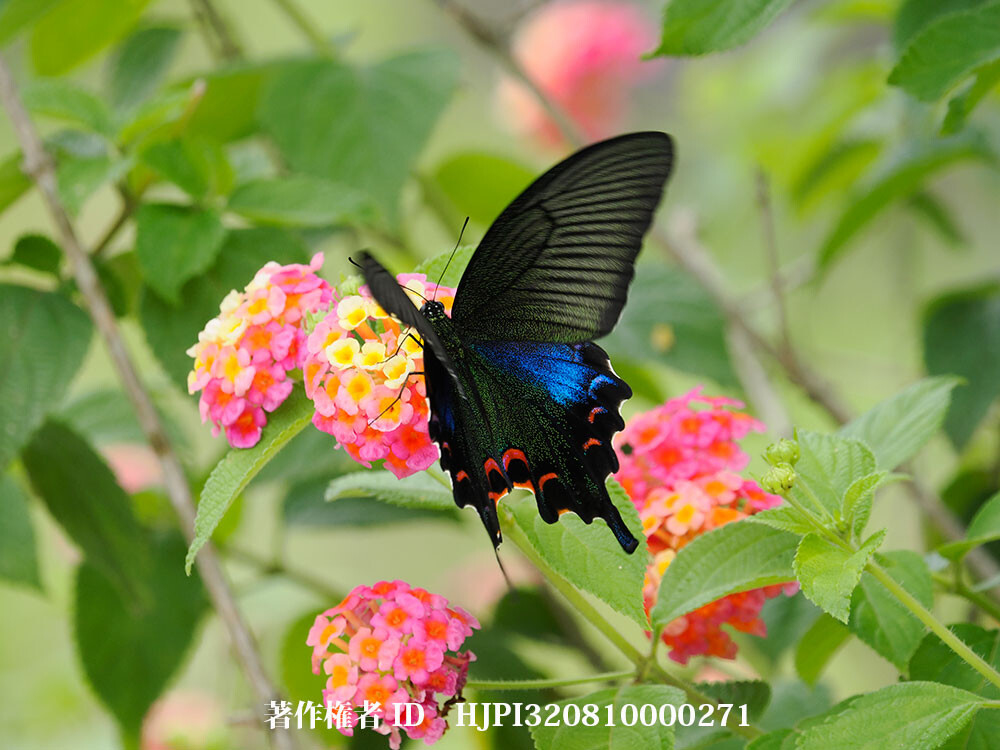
[186, 253, 333, 449]
[307, 581, 479, 748]
[498, 0, 658, 147]
[614, 387, 796, 664]
[303, 274, 455, 478]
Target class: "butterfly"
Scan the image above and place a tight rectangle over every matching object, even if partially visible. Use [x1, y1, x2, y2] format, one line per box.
[358, 131, 674, 553]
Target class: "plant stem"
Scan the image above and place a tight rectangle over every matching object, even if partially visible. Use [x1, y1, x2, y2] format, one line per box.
[466, 670, 635, 691]
[0, 56, 293, 750]
[269, 0, 337, 57]
[225, 545, 345, 603]
[868, 561, 1000, 691]
[188, 0, 245, 60]
[933, 572, 1000, 623]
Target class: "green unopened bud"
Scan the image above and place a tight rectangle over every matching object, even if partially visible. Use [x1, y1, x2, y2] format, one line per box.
[761, 462, 797, 494]
[764, 438, 800, 467]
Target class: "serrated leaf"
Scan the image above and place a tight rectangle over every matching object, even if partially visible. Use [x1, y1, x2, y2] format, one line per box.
[325, 470, 455, 511]
[923, 283, 1000, 449]
[651, 521, 798, 628]
[228, 175, 372, 227]
[21, 79, 113, 136]
[30, 0, 153, 76]
[135, 203, 226, 304]
[0, 285, 92, 469]
[140, 227, 309, 390]
[793, 530, 885, 623]
[431, 151, 534, 226]
[889, 1, 1000, 102]
[840, 377, 960, 470]
[746, 729, 793, 750]
[260, 50, 458, 223]
[139, 137, 233, 199]
[849, 550, 933, 669]
[747, 505, 815, 536]
[9, 233, 61, 275]
[653, 0, 794, 56]
[797, 682, 985, 750]
[909, 623, 1000, 750]
[0, 475, 41, 590]
[696, 680, 771, 720]
[818, 134, 996, 271]
[23, 421, 152, 602]
[186, 391, 314, 573]
[892, 0, 987, 51]
[75, 532, 207, 741]
[604, 263, 737, 387]
[792, 430, 876, 520]
[529, 684, 684, 750]
[938, 492, 1000, 560]
[107, 25, 183, 112]
[511, 479, 650, 628]
[842, 471, 896, 539]
[794, 613, 850, 686]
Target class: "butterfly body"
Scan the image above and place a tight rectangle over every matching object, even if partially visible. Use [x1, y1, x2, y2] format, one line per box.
[361, 132, 674, 553]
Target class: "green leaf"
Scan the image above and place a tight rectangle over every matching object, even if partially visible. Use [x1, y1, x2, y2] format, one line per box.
[186, 390, 314, 573]
[228, 176, 372, 227]
[696, 680, 771, 720]
[755, 592, 822, 664]
[8, 233, 61, 275]
[431, 152, 534, 225]
[840, 377, 961, 470]
[23, 421, 152, 602]
[923, 283, 1000, 448]
[529, 684, 684, 750]
[186, 62, 283, 142]
[792, 138, 883, 215]
[889, 1, 1000, 102]
[21, 79, 113, 135]
[413, 244, 476, 289]
[286, 478, 459, 526]
[938, 491, 1000, 559]
[75, 532, 207, 741]
[135, 203, 226, 304]
[893, 0, 988, 50]
[909, 623, 1000, 750]
[747, 505, 816, 536]
[849, 550, 933, 669]
[0, 475, 41, 589]
[653, 0, 795, 56]
[841, 471, 896, 538]
[793, 529, 885, 623]
[139, 137, 233, 199]
[605, 263, 737, 387]
[0, 150, 31, 213]
[260, 49, 458, 222]
[511, 479, 650, 628]
[651, 521, 798, 628]
[30, 0, 153, 76]
[107, 25, 183, 112]
[794, 613, 850, 685]
[56, 153, 131, 215]
[140, 227, 309, 389]
[0, 285, 92, 469]
[818, 134, 996, 271]
[325, 470, 456, 511]
[792, 430, 876, 520]
[746, 729, 793, 750]
[0, 0, 62, 45]
[907, 191, 967, 246]
[942, 59, 1000, 134]
[796, 682, 985, 750]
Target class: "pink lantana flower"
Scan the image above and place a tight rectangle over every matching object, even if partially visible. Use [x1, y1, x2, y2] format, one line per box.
[615, 387, 798, 665]
[307, 581, 479, 747]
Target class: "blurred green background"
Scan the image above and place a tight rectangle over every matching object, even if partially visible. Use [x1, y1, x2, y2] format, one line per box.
[1, 0, 999, 748]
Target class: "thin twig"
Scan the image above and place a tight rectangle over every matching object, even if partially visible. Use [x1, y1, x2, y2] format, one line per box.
[0, 58, 293, 750]
[269, 0, 337, 57]
[91, 190, 136, 258]
[755, 169, 792, 353]
[189, 0, 245, 60]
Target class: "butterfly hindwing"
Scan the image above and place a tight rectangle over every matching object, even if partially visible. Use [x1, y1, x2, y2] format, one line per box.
[451, 131, 673, 343]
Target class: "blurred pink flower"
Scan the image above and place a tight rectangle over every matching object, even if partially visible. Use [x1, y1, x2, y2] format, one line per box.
[141, 690, 226, 750]
[102, 443, 163, 493]
[497, 0, 659, 147]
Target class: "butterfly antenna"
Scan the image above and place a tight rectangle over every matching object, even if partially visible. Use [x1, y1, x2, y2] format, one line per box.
[494, 547, 516, 595]
[433, 216, 469, 301]
[403, 285, 430, 303]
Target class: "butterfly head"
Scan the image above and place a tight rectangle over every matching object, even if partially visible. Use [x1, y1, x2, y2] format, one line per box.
[420, 300, 448, 321]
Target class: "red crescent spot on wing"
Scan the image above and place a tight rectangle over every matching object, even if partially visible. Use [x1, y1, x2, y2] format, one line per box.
[588, 406, 606, 423]
[502, 448, 528, 470]
[488, 489, 509, 503]
[513, 481, 535, 491]
[455, 470, 468, 483]
[557, 509, 570, 516]
[538, 472, 558, 491]
[484, 457, 503, 479]
[583, 438, 601, 451]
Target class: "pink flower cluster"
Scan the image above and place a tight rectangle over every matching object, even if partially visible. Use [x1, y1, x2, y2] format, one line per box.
[307, 581, 479, 748]
[187, 254, 333, 448]
[615, 387, 796, 664]
[303, 274, 455, 478]
[498, 0, 658, 147]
